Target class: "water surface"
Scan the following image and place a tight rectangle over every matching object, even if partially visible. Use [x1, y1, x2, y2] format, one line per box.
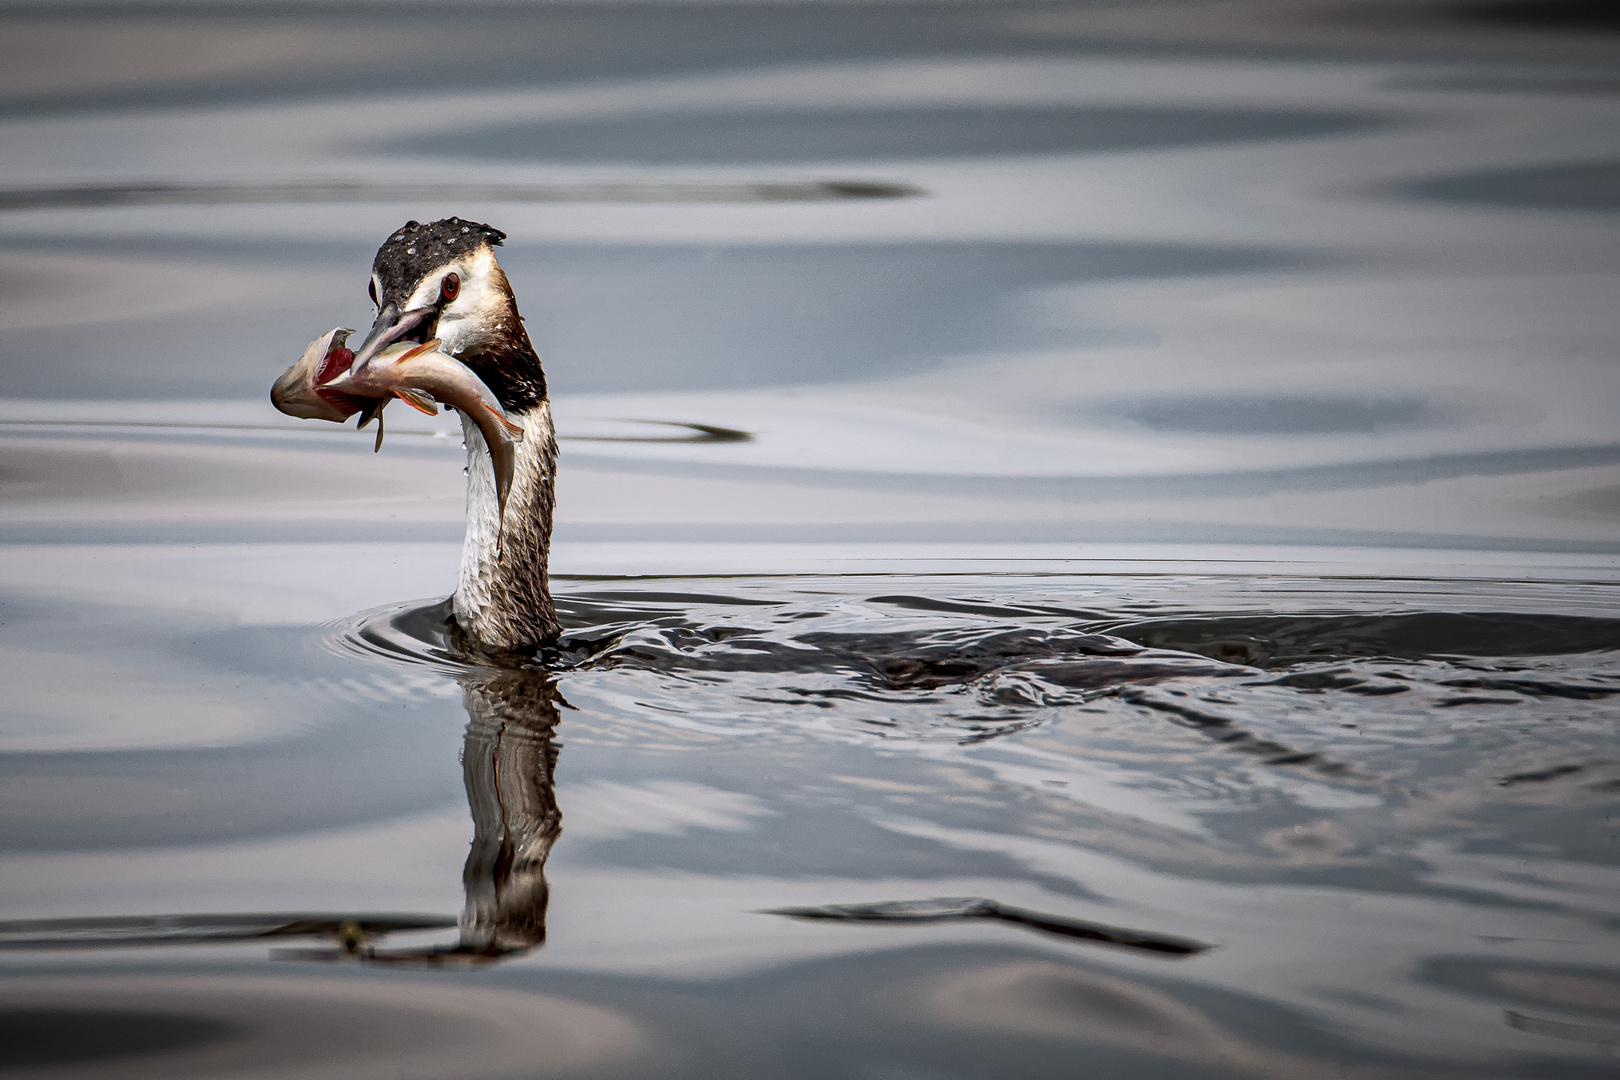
[1, 1, 1618, 1077]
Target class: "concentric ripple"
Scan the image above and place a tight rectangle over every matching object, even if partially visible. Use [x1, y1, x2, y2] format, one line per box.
[326, 577, 1620, 787]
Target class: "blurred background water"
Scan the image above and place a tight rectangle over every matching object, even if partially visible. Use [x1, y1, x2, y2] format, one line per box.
[1, 1, 1618, 1077]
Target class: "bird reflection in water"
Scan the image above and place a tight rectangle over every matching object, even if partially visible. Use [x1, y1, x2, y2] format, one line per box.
[305, 664, 566, 966]
[0, 660, 567, 965]
[453, 666, 563, 962]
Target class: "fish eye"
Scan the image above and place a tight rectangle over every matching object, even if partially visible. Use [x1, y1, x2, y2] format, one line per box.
[440, 272, 461, 302]
[368, 279, 378, 307]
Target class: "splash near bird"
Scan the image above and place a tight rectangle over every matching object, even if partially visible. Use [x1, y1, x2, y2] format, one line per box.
[271, 219, 560, 650]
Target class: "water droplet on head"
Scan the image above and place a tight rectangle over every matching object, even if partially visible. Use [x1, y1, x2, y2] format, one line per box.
[406, 247, 416, 255]
[461, 226, 470, 233]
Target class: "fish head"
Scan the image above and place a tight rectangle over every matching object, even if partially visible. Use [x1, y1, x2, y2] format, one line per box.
[269, 327, 366, 422]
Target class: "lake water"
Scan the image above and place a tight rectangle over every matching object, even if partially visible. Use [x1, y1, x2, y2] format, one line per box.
[2, 2, 1619, 1077]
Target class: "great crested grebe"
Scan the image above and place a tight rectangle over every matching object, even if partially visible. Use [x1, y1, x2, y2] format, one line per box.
[272, 218, 559, 650]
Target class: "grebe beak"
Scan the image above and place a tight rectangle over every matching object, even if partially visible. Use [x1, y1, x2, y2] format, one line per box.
[349, 301, 435, 371]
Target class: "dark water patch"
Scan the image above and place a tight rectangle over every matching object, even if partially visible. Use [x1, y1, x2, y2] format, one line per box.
[0, 912, 454, 951]
[1464, 0, 1620, 32]
[1101, 612, 1620, 667]
[398, 105, 1388, 165]
[765, 897, 1210, 957]
[0, 179, 920, 212]
[1099, 393, 1441, 436]
[0, 1008, 236, 1069]
[1498, 763, 1591, 786]
[1400, 160, 1620, 212]
[571, 420, 754, 444]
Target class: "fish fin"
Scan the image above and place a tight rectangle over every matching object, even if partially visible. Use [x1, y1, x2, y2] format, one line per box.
[494, 411, 525, 440]
[395, 388, 439, 416]
[374, 406, 386, 452]
[395, 338, 441, 363]
[356, 398, 381, 430]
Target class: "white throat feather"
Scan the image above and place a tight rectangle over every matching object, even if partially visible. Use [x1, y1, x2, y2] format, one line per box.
[454, 401, 560, 650]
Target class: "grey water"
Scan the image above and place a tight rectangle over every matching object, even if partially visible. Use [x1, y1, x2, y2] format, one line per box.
[3, 1, 1620, 1078]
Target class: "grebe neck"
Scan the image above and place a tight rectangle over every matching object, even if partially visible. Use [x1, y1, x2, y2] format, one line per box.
[453, 401, 560, 650]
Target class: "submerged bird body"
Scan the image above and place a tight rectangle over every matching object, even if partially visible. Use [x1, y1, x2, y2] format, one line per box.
[272, 218, 560, 649]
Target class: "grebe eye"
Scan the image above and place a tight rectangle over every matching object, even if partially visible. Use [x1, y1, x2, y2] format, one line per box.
[368, 279, 377, 306]
[440, 272, 460, 302]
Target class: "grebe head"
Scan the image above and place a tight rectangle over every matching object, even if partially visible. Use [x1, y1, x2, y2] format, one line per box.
[355, 218, 547, 415]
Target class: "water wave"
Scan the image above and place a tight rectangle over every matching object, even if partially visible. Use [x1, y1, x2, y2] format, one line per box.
[326, 579, 1620, 781]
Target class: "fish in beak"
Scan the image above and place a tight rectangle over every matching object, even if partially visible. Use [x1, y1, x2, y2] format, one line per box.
[271, 329, 524, 525]
[269, 328, 364, 422]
